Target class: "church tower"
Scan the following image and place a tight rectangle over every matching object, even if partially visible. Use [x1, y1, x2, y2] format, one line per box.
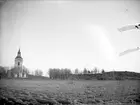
[13, 48, 24, 78]
[15, 48, 23, 67]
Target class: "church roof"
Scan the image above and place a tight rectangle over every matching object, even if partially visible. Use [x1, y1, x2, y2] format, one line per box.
[15, 56, 23, 59]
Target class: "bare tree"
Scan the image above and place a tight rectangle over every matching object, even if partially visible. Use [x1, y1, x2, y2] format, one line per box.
[94, 67, 98, 74]
[48, 68, 72, 79]
[74, 68, 79, 74]
[35, 69, 43, 76]
[83, 68, 88, 74]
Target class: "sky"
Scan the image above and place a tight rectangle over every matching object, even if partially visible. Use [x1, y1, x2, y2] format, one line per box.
[0, 0, 140, 74]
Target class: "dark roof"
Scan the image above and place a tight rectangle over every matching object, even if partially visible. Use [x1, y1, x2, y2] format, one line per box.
[15, 56, 23, 59]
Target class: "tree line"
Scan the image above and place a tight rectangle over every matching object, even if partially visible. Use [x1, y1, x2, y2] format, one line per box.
[0, 66, 103, 79]
[48, 68, 72, 79]
[1, 66, 140, 80]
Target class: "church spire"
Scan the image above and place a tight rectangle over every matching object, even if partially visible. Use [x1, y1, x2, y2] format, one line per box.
[18, 48, 21, 54]
[17, 48, 21, 57]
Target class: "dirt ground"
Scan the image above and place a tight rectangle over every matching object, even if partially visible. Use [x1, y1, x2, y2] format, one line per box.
[0, 79, 140, 105]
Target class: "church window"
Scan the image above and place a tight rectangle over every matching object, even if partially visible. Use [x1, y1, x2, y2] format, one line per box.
[18, 62, 20, 66]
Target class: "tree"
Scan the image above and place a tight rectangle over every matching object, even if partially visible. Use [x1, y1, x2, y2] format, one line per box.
[101, 69, 105, 74]
[0, 66, 7, 78]
[48, 68, 53, 79]
[87, 70, 90, 74]
[22, 66, 30, 76]
[35, 69, 43, 76]
[83, 68, 88, 74]
[74, 68, 79, 74]
[91, 70, 94, 74]
[94, 67, 98, 74]
[48, 68, 72, 79]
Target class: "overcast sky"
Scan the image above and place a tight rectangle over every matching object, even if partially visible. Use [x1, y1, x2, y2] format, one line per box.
[0, 0, 140, 74]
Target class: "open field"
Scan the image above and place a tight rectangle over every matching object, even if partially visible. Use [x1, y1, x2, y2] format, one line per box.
[0, 79, 140, 105]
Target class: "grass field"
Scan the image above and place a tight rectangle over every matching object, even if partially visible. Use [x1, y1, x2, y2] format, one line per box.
[0, 79, 140, 105]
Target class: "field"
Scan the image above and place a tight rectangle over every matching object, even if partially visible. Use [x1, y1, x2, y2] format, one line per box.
[0, 79, 140, 105]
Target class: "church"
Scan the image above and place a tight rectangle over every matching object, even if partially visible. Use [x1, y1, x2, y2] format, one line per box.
[7, 49, 28, 78]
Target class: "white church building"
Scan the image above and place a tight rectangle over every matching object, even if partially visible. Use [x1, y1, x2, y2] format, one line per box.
[8, 49, 28, 78]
